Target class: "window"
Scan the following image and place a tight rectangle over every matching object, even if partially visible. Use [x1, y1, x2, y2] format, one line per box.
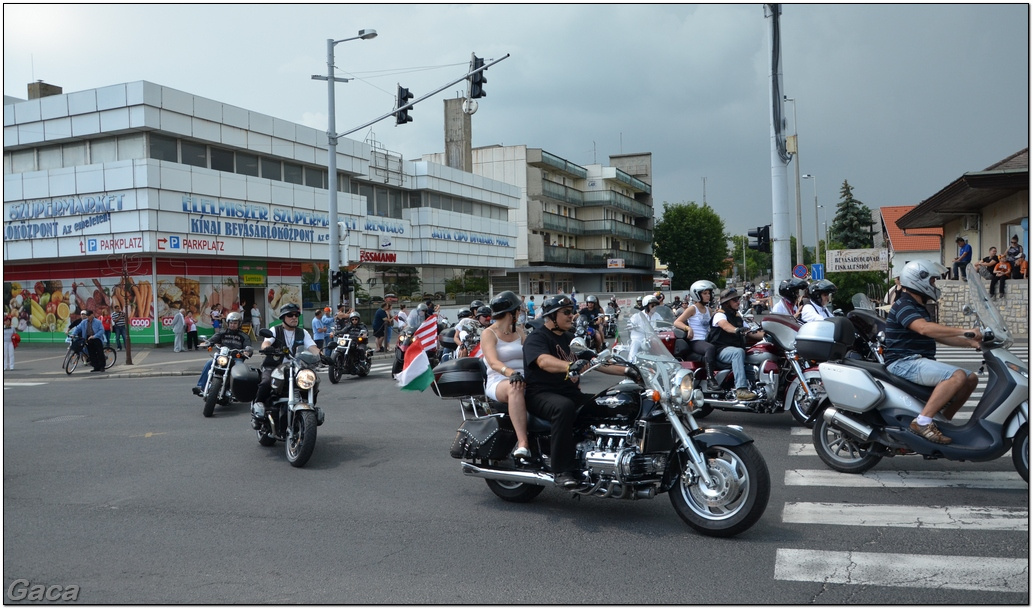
[359, 184, 374, 215]
[283, 162, 303, 185]
[181, 141, 207, 168]
[236, 152, 259, 177]
[149, 133, 178, 162]
[91, 138, 117, 164]
[305, 167, 324, 189]
[261, 158, 281, 181]
[390, 190, 403, 218]
[38, 147, 63, 170]
[210, 147, 234, 172]
[375, 187, 389, 217]
[117, 134, 146, 161]
[62, 143, 87, 166]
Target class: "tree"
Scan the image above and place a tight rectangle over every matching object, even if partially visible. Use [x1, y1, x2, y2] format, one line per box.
[729, 234, 771, 283]
[829, 180, 875, 248]
[653, 201, 728, 290]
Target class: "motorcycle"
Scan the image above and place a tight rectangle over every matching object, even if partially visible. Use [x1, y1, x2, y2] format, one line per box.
[199, 344, 260, 418]
[810, 266, 1028, 481]
[393, 314, 448, 377]
[846, 293, 886, 364]
[667, 314, 824, 426]
[326, 328, 372, 383]
[603, 305, 619, 338]
[437, 325, 771, 538]
[247, 329, 325, 468]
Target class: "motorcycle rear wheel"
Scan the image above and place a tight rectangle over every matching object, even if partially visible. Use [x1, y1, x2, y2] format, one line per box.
[812, 408, 882, 474]
[486, 479, 545, 503]
[1013, 424, 1028, 483]
[286, 410, 318, 467]
[202, 378, 222, 418]
[670, 443, 770, 538]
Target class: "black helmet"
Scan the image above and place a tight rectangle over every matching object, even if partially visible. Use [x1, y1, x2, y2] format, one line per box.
[490, 291, 521, 319]
[541, 295, 574, 318]
[475, 305, 493, 318]
[469, 300, 485, 312]
[779, 278, 807, 299]
[456, 309, 472, 320]
[278, 303, 301, 319]
[417, 303, 429, 313]
[809, 279, 837, 297]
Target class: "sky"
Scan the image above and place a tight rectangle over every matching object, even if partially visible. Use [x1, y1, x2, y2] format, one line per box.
[4, 3, 1029, 248]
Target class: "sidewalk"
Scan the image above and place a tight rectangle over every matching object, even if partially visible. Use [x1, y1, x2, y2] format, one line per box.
[3, 343, 396, 380]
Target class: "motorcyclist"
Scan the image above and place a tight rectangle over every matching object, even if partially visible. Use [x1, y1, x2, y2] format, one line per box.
[673, 280, 718, 378]
[192, 311, 252, 397]
[406, 302, 430, 331]
[324, 305, 351, 360]
[457, 305, 492, 356]
[627, 294, 663, 361]
[884, 259, 980, 444]
[331, 312, 369, 367]
[710, 288, 763, 401]
[576, 295, 605, 350]
[251, 303, 322, 428]
[799, 279, 837, 323]
[633, 296, 644, 311]
[771, 278, 808, 317]
[523, 295, 630, 489]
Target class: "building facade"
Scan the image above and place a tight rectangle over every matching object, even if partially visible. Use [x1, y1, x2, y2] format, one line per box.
[425, 144, 654, 297]
[4, 81, 520, 344]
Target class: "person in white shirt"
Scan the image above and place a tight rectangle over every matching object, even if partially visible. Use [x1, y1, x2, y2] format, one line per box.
[799, 280, 837, 323]
[3, 317, 16, 370]
[771, 278, 808, 317]
[627, 294, 662, 361]
[674, 280, 718, 377]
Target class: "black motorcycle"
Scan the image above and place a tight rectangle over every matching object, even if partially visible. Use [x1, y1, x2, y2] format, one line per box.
[326, 329, 373, 383]
[439, 328, 771, 538]
[199, 345, 260, 418]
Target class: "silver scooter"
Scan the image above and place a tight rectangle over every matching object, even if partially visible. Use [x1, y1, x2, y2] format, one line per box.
[809, 264, 1028, 481]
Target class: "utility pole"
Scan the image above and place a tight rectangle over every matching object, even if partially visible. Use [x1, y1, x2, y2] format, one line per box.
[765, 4, 792, 288]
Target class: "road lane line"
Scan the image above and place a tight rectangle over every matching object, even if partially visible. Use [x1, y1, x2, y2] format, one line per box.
[782, 502, 1028, 530]
[785, 469, 1026, 489]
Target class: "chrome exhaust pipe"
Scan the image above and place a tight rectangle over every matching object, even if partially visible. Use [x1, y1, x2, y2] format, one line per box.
[461, 462, 552, 486]
[823, 407, 873, 442]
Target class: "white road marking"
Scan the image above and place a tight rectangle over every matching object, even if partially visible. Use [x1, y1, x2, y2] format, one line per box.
[782, 502, 1028, 530]
[785, 469, 1026, 489]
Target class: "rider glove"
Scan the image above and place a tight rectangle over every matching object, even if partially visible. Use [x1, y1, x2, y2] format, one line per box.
[508, 371, 524, 384]
[568, 359, 590, 375]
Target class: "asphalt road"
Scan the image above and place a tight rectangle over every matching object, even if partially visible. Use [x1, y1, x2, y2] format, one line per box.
[3, 352, 1028, 604]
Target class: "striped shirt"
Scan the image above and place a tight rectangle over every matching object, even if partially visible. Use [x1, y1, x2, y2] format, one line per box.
[883, 292, 936, 364]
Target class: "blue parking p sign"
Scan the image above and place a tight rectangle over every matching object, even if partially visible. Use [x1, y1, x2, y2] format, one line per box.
[811, 263, 824, 280]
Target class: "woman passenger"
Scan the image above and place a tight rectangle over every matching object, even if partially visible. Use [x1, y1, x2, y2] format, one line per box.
[480, 291, 531, 460]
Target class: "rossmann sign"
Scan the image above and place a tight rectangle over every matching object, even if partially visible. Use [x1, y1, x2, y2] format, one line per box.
[359, 250, 397, 263]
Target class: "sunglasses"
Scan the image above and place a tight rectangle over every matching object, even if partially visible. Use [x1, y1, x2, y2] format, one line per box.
[559, 308, 574, 316]
[283, 313, 300, 318]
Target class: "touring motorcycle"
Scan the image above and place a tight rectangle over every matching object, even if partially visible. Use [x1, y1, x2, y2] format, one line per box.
[810, 267, 1028, 481]
[438, 325, 771, 537]
[199, 344, 260, 418]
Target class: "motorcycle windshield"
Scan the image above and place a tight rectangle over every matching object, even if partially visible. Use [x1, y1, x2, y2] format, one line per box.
[632, 319, 680, 368]
[964, 263, 1011, 347]
[851, 293, 875, 311]
[653, 304, 676, 323]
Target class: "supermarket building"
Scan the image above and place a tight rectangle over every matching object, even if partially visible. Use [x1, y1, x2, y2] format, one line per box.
[3, 81, 520, 344]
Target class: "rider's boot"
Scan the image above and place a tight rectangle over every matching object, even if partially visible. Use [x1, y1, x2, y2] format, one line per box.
[251, 401, 266, 430]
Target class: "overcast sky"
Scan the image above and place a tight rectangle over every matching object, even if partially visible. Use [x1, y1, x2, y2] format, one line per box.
[4, 3, 1028, 246]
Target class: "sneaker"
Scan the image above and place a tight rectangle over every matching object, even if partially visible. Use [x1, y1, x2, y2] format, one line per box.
[735, 388, 758, 401]
[909, 420, 952, 444]
[554, 472, 581, 489]
[192, 387, 203, 397]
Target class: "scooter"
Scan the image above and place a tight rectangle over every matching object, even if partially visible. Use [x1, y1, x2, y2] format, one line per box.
[810, 267, 1028, 481]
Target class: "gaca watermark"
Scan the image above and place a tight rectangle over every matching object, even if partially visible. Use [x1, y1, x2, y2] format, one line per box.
[7, 579, 80, 602]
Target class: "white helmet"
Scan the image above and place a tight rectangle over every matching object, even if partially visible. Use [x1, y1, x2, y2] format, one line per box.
[899, 259, 947, 301]
[643, 294, 660, 308]
[689, 280, 717, 303]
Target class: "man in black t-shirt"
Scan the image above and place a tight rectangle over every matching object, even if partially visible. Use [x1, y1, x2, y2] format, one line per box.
[524, 295, 630, 489]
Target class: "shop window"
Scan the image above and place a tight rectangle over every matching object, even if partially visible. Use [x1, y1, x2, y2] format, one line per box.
[261, 157, 282, 181]
[149, 133, 179, 162]
[38, 147, 63, 170]
[283, 162, 303, 184]
[117, 134, 146, 161]
[181, 141, 207, 168]
[236, 152, 259, 177]
[210, 147, 234, 172]
[90, 138, 117, 164]
[305, 167, 324, 189]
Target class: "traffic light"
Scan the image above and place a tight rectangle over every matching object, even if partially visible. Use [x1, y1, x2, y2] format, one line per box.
[748, 225, 771, 254]
[331, 271, 343, 287]
[341, 272, 353, 289]
[469, 55, 486, 99]
[395, 85, 414, 125]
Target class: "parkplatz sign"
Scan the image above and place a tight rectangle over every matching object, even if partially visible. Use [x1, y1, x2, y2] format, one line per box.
[826, 248, 889, 273]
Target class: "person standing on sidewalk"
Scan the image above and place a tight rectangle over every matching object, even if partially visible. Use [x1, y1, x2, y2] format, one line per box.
[3, 317, 16, 371]
[111, 304, 127, 350]
[185, 311, 199, 350]
[172, 308, 186, 352]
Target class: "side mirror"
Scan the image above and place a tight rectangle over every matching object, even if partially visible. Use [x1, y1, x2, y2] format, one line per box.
[961, 304, 973, 316]
[258, 328, 274, 339]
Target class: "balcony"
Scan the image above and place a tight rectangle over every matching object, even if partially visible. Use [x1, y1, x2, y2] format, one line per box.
[528, 149, 588, 179]
[582, 190, 652, 218]
[543, 245, 586, 265]
[584, 249, 654, 269]
[614, 168, 651, 194]
[581, 219, 650, 242]
[539, 179, 584, 206]
[542, 212, 585, 235]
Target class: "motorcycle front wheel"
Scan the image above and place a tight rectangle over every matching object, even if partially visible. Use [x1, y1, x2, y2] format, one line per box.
[202, 378, 222, 418]
[286, 410, 318, 467]
[669, 443, 770, 538]
[811, 407, 882, 474]
[786, 371, 825, 428]
[486, 479, 545, 503]
[1013, 424, 1028, 483]
[327, 361, 341, 384]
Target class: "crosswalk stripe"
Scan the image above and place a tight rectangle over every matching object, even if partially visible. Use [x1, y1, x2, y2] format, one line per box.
[782, 502, 1028, 530]
[774, 549, 1028, 593]
[785, 469, 1026, 489]
[3, 381, 47, 386]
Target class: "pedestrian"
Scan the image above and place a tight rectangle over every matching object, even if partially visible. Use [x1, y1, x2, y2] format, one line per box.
[250, 302, 261, 331]
[951, 236, 972, 281]
[72, 310, 108, 372]
[185, 310, 199, 350]
[111, 304, 127, 350]
[885, 276, 904, 307]
[395, 303, 408, 339]
[172, 308, 186, 352]
[992, 256, 1012, 299]
[1005, 235, 1024, 280]
[97, 307, 112, 344]
[1018, 253, 1028, 279]
[526, 295, 536, 320]
[211, 306, 222, 331]
[372, 303, 389, 352]
[3, 317, 17, 371]
[383, 303, 394, 348]
[311, 307, 327, 350]
[974, 247, 1002, 297]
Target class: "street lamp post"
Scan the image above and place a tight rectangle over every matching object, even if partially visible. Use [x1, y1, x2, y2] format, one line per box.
[785, 97, 803, 265]
[802, 173, 819, 257]
[818, 204, 828, 243]
[316, 29, 377, 309]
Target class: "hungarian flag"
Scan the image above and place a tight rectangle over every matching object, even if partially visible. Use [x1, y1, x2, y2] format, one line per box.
[396, 315, 438, 392]
[468, 342, 481, 359]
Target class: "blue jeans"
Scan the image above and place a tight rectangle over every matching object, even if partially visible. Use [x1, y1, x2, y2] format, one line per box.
[197, 359, 213, 387]
[113, 325, 126, 349]
[717, 346, 748, 389]
[887, 355, 963, 386]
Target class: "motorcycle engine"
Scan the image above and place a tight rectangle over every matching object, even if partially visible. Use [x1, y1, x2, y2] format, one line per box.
[577, 426, 667, 484]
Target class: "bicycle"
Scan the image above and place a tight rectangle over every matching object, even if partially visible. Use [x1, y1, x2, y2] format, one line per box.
[64, 337, 117, 374]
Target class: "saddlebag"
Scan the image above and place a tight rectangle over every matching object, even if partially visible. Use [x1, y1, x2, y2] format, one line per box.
[449, 415, 515, 460]
[230, 364, 261, 402]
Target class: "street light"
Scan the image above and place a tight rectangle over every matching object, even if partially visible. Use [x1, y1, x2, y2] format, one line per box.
[802, 173, 819, 255]
[785, 96, 803, 264]
[315, 29, 377, 308]
[818, 204, 828, 243]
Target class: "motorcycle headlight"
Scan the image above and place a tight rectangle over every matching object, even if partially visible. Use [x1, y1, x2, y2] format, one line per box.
[673, 369, 694, 404]
[215, 355, 230, 367]
[297, 369, 317, 390]
[338, 337, 347, 346]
